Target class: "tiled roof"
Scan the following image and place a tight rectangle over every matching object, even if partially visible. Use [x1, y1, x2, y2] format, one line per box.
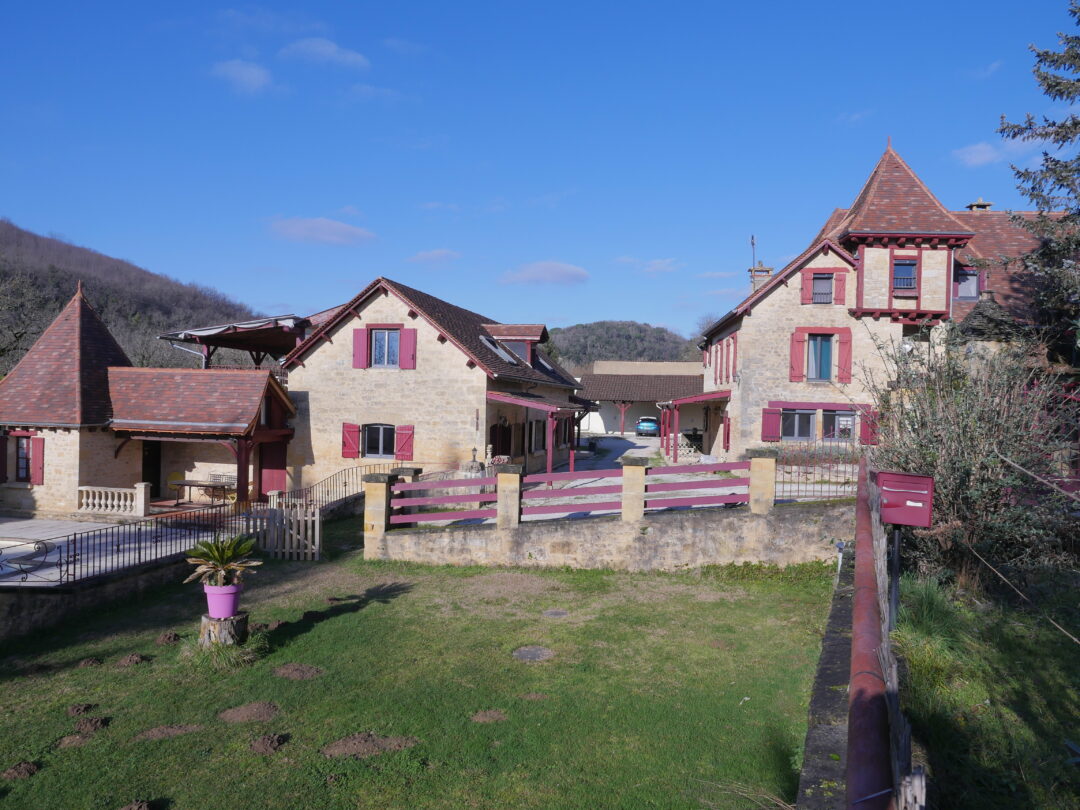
[108, 368, 292, 435]
[578, 374, 703, 402]
[0, 287, 131, 427]
[482, 324, 548, 341]
[954, 211, 1046, 265]
[284, 278, 578, 389]
[958, 295, 1026, 341]
[830, 147, 972, 236]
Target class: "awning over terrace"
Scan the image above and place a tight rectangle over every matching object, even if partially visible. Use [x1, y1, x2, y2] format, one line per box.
[657, 389, 732, 463]
[485, 390, 591, 475]
[159, 315, 307, 366]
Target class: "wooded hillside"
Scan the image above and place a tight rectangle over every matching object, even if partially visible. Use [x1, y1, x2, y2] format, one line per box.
[548, 320, 699, 369]
[0, 219, 258, 372]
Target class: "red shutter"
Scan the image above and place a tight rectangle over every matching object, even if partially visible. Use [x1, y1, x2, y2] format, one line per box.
[399, 329, 417, 370]
[30, 437, 44, 485]
[859, 409, 879, 446]
[789, 333, 806, 382]
[353, 329, 369, 369]
[800, 270, 813, 304]
[731, 333, 737, 379]
[834, 273, 846, 305]
[837, 330, 853, 383]
[719, 341, 726, 384]
[726, 338, 732, 383]
[702, 348, 707, 366]
[713, 344, 719, 385]
[761, 408, 782, 442]
[723, 414, 731, 451]
[0, 434, 7, 484]
[342, 423, 360, 458]
[395, 425, 415, 461]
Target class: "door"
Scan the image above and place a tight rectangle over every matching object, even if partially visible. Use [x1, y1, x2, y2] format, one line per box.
[141, 440, 162, 498]
[259, 442, 288, 500]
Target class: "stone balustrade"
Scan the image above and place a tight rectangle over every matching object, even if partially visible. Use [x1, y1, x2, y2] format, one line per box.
[77, 483, 151, 517]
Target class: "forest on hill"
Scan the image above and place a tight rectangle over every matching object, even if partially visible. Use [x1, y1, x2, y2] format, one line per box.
[0, 219, 258, 372]
[547, 320, 702, 370]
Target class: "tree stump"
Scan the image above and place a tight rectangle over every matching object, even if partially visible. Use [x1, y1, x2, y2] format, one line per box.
[198, 613, 249, 647]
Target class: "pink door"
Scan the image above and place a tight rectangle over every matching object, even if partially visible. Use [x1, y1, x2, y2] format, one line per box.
[259, 442, 288, 499]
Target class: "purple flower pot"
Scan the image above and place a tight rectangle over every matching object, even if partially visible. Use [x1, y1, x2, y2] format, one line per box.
[204, 584, 241, 619]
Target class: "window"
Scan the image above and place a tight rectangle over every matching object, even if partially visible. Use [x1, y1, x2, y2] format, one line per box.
[781, 410, 815, 440]
[528, 420, 547, 453]
[955, 268, 979, 300]
[370, 329, 400, 368]
[363, 423, 396, 458]
[15, 437, 31, 482]
[893, 259, 917, 292]
[823, 410, 855, 441]
[503, 341, 531, 362]
[807, 334, 832, 381]
[812, 274, 833, 304]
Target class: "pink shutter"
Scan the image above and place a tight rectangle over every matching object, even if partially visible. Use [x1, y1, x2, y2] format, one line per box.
[859, 409, 879, 446]
[837, 330, 853, 383]
[789, 333, 806, 382]
[30, 437, 44, 485]
[723, 414, 731, 451]
[719, 341, 726, 384]
[353, 329, 369, 369]
[342, 423, 360, 458]
[713, 344, 719, 385]
[399, 329, 417, 370]
[800, 270, 813, 304]
[0, 434, 6, 483]
[725, 338, 733, 383]
[395, 425, 415, 461]
[834, 273, 846, 305]
[731, 334, 737, 379]
[761, 408, 782, 442]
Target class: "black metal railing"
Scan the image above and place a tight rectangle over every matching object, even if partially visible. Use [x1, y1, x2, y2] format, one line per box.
[278, 460, 459, 511]
[773, 439, 863, 501]
[812, 291, 833, 304]
[893, 276, 916, 290]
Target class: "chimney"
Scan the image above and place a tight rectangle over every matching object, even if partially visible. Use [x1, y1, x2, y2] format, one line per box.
[749, 261, 774, 291]
[965, 197, 994, 211]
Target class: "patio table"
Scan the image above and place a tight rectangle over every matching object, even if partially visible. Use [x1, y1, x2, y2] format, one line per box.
[171, 480, 235, 506]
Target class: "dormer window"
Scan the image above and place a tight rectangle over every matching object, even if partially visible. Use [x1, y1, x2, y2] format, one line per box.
[503, 341, 531, 363]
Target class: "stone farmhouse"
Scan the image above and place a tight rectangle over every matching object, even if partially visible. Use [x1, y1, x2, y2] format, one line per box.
[678, 146, 1046, 460]
[0, 278, 584, 518]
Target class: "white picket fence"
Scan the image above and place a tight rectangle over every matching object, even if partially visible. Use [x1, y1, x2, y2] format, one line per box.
[245, 504, 321, 561]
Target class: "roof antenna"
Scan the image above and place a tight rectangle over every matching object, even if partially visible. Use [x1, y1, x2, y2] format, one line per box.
[750, 234, 756, 268]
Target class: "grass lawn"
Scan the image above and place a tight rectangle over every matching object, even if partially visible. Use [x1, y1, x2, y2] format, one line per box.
[0, 518, 832, 810]
[893, 574, 1080, 809]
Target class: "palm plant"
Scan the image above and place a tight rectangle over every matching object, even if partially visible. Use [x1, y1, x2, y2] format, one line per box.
[184, 534, 262, 586]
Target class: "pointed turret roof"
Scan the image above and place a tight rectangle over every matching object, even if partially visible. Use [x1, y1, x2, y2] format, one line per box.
[831, 147, 972, 237]
[0, 286, 132, 426]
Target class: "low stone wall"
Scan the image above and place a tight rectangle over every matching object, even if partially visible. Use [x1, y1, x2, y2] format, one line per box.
[0, 555, 189, 644]
[370, 500, 853, 571]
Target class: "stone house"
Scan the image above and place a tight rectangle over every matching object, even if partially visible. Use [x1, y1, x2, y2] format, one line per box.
[688, 146, 1046, 460]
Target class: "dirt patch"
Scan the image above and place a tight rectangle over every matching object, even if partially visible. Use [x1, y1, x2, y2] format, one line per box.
[267, 620, 289, 631]
[519, 692, 548, 701]
[156, 631, 181, 645]
[250, 623, 268, 632]
[321, 733, 419, 759]
[250, 733, 289, 755]
[218, 702, 279, 723]
[273, 663, 323, 681]
[134, 725, 202, 741]
[77, 657, 102, 668]
[117, 802, 152, 810]
[464, 572, 559, 602]
[709, 639, 731, 650]
[512, 645, 555, 662]
[470, 710, 507, 723]
[56, 734, 91, 749]
[74, 717, 110, 734]
[67, 703, 96, 717]
[542, 609, 569, 618]
[116, 653, 150, 668]
[2, 761, 39, 780]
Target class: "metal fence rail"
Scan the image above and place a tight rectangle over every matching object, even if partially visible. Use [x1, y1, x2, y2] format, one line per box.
[773, 440, 861, 501]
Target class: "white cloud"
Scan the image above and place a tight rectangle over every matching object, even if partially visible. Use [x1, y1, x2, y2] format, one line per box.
[279, 38, 370, 70]
[419, 201, 460, 212]
[211, 59, 273, 94]
[952, 138, 1043, 168]
[616, 256, 681, 274]
[384, 37, 425, 55]
[338, 205, 363, 218]
[408, 248, 461, 263]
[270, 217, 375, 244]
[969, 60, 1003, 79]
[696, 271, 737, 279]
[501, 261, 589, 285]
[837, 109, 873, 125]
[347, 83, 401, 101]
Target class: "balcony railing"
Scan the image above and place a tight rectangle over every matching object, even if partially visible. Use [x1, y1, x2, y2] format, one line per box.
[893, 276, 916, 290]
[812, 291, 833, 304]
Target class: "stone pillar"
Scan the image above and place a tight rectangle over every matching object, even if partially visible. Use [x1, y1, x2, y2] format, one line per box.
[390, 466, 423, 524]
[494, 464, 522, 529]
[749, 457, 776, 515]
[134, 482, 151, 517]
[362, 473, 398, 559]
[620, 457, 649, 523]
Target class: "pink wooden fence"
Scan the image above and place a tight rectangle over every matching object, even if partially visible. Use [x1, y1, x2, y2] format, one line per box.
[521, 469, 623, 516]
[389, 476, 497, 524]
[646, 461, 750, 510]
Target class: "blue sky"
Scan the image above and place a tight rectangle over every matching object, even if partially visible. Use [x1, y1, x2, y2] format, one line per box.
[0, 2, 1071, 335]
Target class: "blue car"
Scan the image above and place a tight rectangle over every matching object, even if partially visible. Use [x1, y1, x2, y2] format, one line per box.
[635, 416, 660, 436]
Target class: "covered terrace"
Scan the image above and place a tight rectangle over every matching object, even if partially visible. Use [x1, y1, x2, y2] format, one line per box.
[485, 390, 592, 475]
[657, 389, 731, 463]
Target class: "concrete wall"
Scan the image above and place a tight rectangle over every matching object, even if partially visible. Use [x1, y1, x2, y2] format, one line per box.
[374, 500, 851, 571]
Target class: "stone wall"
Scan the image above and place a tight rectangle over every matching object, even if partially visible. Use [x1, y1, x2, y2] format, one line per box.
[78, 428, 142, 489]
[161, 441, 250, 503]
[372, 500, 851, 571]
[0, 555, 189, 643]
[0, 427, 82, 515]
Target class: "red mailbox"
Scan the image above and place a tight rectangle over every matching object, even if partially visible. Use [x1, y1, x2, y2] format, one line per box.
[877, 471, 934, 528]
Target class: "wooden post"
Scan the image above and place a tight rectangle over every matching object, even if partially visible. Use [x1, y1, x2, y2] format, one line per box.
[749, 457, 776, 514]
[620, 457, 649, 522]
[545, 414, 555, 475]
[362, 473, 398, 559]
[672, 406, 681, 463]
[617, 401, 632, 435]
[494, 464, 522, 529]
[199, 613, 248, 647]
